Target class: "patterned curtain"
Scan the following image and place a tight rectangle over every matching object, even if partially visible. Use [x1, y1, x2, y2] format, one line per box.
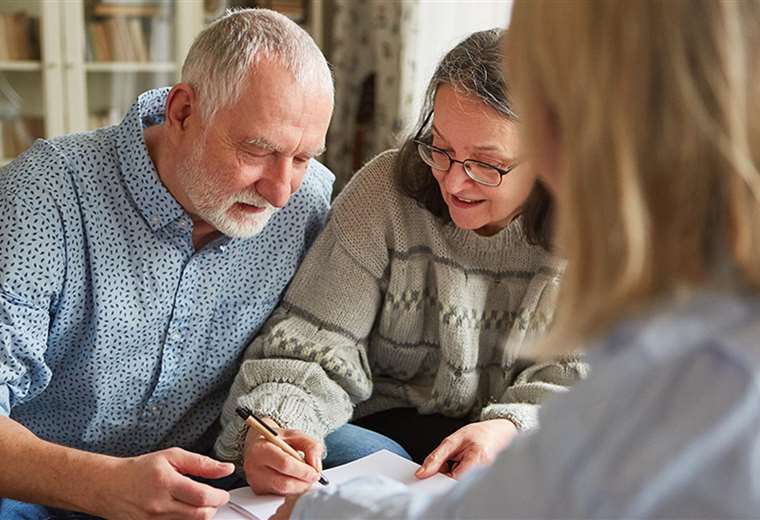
[325, 0, 420, 193]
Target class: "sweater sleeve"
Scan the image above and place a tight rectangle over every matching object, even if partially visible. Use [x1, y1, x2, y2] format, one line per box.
[479, 259, 588, 431]
[479, 355, 588, 430]
[214, 152, 396, 463]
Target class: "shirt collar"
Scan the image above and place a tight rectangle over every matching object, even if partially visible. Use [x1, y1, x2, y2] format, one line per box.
[116, 87, 186, 232]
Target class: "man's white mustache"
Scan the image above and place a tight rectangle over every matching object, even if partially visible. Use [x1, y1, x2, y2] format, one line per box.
[230, 192, 276, 211]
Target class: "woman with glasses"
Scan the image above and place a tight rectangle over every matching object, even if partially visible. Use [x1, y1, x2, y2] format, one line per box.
[214, 29, 585, 496]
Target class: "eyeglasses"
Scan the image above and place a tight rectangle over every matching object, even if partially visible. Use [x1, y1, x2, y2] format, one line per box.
[412, 112, 520, 188]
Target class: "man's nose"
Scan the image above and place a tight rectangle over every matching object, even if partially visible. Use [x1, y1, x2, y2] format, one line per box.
[257, 157, 295, 208]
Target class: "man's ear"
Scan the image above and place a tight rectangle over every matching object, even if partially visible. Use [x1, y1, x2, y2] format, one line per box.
[164, 83, 197, 145]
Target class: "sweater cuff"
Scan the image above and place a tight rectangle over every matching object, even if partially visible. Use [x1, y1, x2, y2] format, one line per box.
[239, 386, 329, 439]
[214, 383, 328, 465]
[479, 402, 539, 432]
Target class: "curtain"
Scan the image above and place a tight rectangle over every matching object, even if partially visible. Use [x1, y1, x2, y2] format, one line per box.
[325, 0, 420, 192]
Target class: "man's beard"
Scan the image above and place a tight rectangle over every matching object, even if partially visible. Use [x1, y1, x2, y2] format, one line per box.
[179, 148, 279, 238]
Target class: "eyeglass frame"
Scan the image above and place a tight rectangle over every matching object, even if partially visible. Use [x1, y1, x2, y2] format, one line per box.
[412, 111, 521, 188]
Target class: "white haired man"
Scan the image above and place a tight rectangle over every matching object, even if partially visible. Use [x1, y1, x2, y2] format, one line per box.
[0, 9, 334, 519]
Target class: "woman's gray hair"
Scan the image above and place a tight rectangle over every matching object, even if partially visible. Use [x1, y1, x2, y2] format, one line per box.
[181, 8, 333, 122]
[395, 28, 552, 250]
[423, 28, 516, 122]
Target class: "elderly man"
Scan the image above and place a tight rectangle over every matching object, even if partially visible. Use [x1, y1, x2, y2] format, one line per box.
[0, 8, 333, 519]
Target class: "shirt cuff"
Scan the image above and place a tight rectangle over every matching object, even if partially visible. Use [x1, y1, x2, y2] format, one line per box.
[0, 385, 11, 416]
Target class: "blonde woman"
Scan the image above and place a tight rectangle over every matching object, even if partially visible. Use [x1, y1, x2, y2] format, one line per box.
[271, 0, 760, 518]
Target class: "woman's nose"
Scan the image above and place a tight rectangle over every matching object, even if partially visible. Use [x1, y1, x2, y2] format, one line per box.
[444, 161, 472, 192]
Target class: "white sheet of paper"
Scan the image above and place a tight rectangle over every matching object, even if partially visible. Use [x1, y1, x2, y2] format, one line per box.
[213, 449, 456, 520]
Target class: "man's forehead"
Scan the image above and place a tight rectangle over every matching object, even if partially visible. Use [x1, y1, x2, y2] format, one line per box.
[214, 77, 331, 158]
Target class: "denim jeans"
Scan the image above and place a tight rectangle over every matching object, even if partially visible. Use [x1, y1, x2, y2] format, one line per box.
[0, 500, 94, 520]
[323, 423, 412, 468]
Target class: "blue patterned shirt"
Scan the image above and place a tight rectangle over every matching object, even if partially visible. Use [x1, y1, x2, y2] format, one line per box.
[0, 88, 334, 457]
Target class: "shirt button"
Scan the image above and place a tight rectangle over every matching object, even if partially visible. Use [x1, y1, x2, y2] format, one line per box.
[219, 245, 227, 253]
[151, 216, 161, 226]
[167, 330, 181, 342]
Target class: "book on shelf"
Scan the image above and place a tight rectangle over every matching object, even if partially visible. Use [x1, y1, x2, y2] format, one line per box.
[0, 12, 41, 61]
[128, 18, 149, 62]
[93, 2, 165, 18]
[226, 1, 306, 24]
[88, 16, 156, 62]
[148, 16, 172, 62]
[88, 21, 113, 61]
[87, 6, 171, 63]
[0, 17, 7, 61]
[268, 0, 307, 23]
[101, 18, 121, 61]
[110, 16, 138, 61]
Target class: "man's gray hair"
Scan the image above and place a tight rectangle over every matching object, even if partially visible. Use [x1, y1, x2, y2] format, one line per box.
[181, 8, 333, 122]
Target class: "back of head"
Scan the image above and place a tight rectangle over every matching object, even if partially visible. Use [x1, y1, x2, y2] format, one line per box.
[507, 0, 760, 350]
[181, 8, 333, 122]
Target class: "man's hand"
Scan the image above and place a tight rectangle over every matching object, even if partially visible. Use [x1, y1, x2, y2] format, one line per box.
[100, 448, 234, 520]
[415, 419, 518, 480]
[243, 419, 323, 495]
[269, 494, 302, 520]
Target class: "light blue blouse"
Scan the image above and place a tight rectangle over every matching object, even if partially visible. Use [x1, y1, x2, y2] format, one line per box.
[293, 292, 760, 518]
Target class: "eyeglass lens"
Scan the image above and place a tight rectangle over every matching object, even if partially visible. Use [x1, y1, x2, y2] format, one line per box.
[417, 143, 502, 186]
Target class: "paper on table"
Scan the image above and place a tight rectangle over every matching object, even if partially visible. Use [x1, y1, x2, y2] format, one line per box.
[213, 449, 456, 520]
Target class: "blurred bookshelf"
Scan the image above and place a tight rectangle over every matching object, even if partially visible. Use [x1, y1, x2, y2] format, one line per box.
[75, 0, 197, 133]
[204, 0, 323, 48]
[84, 1, 175, 65]
[0, 0, 324, 165]
[0, 2, 50, 165]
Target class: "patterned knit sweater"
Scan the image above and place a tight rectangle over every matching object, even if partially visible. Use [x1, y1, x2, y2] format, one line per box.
[215, 150, 586, 462]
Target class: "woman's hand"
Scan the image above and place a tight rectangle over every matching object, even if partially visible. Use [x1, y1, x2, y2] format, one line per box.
[269, 494, 302, 520]
[243, 419, 323, 495]
[415, 419, 518, 480]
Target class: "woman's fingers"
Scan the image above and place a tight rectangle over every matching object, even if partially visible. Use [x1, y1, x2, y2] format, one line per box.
[416, 436, 463, 479]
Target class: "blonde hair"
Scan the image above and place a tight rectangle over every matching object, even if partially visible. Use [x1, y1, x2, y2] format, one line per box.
[506, 0, 760, 353]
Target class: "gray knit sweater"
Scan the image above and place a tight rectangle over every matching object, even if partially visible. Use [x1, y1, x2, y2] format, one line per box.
[215, 150, 586, 463]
